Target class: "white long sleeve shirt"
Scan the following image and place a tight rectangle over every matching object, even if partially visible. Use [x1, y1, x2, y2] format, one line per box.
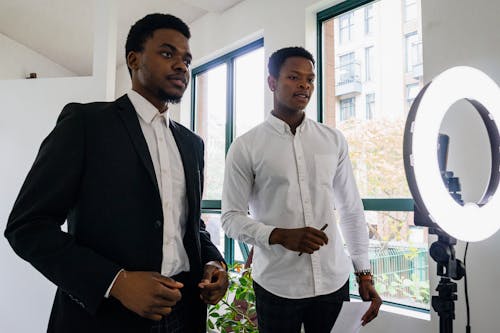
[221, 113, 370, 299]
[128, 90, 190, 276]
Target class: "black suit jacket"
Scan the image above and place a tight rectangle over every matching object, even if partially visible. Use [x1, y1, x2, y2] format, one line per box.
[5, 95, 223, 332]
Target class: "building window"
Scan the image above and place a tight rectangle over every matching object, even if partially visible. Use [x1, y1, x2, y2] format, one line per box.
[406, 83, 419, 108]
[191, 39, 264, 264]
[405, 31, 419, 73]
[365, 46, 374, 81]
[366, 93, 375, 119]
[340, 97, 356, 121]
[318, 0, 428, 311]
[403, 0, 418, 22]
[339, 52, 356, 83]
[364, 4, 374, 34]
[339, 12, 354, 44]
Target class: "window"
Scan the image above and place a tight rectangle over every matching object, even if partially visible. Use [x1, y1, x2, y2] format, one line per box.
[191, 39, 264, 264]
[365, 93, 375, 120]
[403, 0, 418, 22]
[406, 83, 419, 108]
[339, 12, 354, 44]
[365, 46, 374, 81]
[340, 97, 356, 121]
[318, 0, 428, 311]
[405, 32, 419, 73]
[364, 5, 374, 34]
[339, 52, 356, 83]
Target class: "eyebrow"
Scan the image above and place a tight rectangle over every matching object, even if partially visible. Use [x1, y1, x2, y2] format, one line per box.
[159, 43, 192, 61]
[289, 70, 316, 77]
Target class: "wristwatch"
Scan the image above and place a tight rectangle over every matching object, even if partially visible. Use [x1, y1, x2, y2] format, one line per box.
[355, 270, 374, 285]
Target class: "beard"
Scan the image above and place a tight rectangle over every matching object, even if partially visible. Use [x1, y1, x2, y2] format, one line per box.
[158, 88, 182, 104]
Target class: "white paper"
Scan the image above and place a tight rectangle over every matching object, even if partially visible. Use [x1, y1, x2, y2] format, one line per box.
[330, 301, 371, 333]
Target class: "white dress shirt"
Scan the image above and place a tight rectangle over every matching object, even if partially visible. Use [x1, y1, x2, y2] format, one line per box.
[128, 90, 190, 276]
[221, 113, 370, 299]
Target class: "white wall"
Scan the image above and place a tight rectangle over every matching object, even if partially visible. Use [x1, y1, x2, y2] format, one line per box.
[182, 0, 500, 332]
[0, 77, 111, 332]
[0, 33, 76, 79]
[0, 1, 116, 332]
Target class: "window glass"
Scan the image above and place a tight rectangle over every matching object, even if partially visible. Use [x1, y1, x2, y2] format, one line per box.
[194, 65, 227, 200]
[320, 0, 428, 310]
[234, 48, 265, 138]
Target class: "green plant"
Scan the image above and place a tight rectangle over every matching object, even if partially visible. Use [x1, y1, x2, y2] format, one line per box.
[207, 264, 258, 333]
[375, 273, 430, 305]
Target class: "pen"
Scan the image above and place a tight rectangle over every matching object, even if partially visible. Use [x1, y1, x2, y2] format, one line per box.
[298, 223, 328, 256]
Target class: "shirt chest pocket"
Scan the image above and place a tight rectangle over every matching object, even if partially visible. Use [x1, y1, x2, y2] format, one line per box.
[314, 154, 338, 187]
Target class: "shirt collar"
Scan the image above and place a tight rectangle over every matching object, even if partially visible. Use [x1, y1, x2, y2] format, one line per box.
[127, 89, 170, 124]
[266, 111, 307, 135]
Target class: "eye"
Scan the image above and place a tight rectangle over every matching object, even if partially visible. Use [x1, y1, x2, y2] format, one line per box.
[184, 58, 192, 67]
[160, 51, 173, 58]
[308, 78, 315, 83]
[288, 75, 298, 80]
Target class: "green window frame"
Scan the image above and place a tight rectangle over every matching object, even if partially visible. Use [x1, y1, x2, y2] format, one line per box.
[190, 38, 264, 265]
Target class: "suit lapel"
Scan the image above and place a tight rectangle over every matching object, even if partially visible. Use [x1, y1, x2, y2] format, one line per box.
[115, 95, 159, 193]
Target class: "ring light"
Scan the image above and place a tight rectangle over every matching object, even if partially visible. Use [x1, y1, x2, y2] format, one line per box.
[404, 66, 500, 242]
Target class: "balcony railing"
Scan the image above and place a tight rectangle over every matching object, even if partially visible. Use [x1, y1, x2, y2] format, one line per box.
[335, 62, 362, 96]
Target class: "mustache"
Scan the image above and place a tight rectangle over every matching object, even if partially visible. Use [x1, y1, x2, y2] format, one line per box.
[167, 74, 188, 85]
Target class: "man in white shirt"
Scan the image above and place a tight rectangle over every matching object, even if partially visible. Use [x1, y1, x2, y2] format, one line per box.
[5, 13, 228, 333]
[221, 47, 382, 333]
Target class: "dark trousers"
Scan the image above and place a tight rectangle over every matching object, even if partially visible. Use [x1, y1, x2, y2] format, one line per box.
[150, 272, 205, 333]
[254, 280, 350, 333]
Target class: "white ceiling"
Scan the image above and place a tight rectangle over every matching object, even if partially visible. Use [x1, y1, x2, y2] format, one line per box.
[0, 0, 243, 76]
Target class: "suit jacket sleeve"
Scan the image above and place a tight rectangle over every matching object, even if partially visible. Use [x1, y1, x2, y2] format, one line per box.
[4, 104, 122, 315]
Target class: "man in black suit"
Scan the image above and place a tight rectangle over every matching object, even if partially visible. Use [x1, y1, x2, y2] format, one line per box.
[4, 13, 228, 333]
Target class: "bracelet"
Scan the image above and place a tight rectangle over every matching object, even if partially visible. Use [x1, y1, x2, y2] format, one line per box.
[355, 270, 374, 285]
[354, 269, 372, 276]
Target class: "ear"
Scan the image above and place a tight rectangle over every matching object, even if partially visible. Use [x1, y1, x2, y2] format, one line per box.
[127, 51, 140, 74]
[268, 75, 277, 92]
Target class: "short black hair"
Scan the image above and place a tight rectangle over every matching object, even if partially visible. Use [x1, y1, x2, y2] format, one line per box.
[125, 13, 190, 75]
[268, 47, 315, 78]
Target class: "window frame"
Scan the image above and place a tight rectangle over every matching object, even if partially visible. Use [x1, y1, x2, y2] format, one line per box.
[364, 45, 374, 81]
[365, 93, 375, 119]
[364, 4, 374, 34]
[190, 38, 264, 265]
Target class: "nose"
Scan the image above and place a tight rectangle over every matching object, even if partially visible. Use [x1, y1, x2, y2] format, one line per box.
[173, 57, 188, 73]
[298, 79, 310, 90]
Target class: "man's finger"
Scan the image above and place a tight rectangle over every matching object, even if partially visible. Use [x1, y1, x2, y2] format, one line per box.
[156, 285, 182, 303]
[154, 275, 184, 289]
[305, 227, 329, 243]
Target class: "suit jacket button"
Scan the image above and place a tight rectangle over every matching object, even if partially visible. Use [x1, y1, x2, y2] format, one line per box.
[155, 220, 163, 228]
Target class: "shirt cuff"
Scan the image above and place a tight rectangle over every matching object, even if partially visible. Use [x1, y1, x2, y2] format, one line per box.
[104, 269, 124, 298]
[351, 254, 371, 273]
[256, 224, 279, 250]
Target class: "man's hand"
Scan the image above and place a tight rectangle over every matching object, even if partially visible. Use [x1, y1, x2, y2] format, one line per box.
[198, 261, 229, 305]
[359, 280, 382, 326]
[269, 227, 328, 254]
[110, 270, 183, 321]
